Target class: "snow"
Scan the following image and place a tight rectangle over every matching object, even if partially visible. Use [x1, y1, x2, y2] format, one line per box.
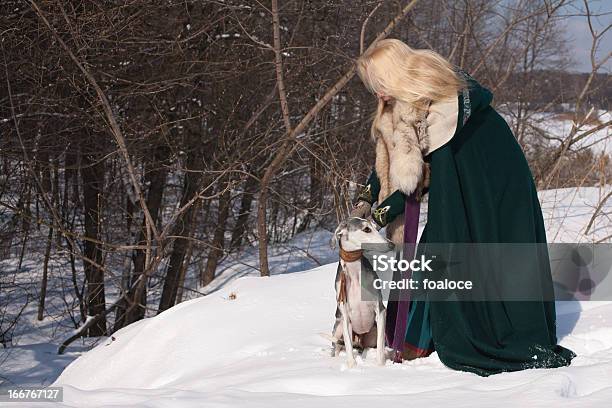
[40, 186, 612, 407]
[504, 109, 612, 157]
[540, 187, 611, 242]
[1, 182, 610, 406]
[51, 267, 612, 407]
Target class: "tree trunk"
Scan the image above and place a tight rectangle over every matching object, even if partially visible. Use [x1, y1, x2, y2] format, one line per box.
[81, 153, 107, 336]
[115, 147, 169, 330]
[175, 199, 200, 305]
[158, 163, 202, 312]
[37, 152, 53, 321]
[201, 187, 231, 287]
[297, 157, 322, 233]
[230, 175, 257, 251]
[17, 182, 32, 271]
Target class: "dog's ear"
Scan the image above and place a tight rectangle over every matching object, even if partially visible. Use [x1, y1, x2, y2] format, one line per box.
[330, 221, 347, 250]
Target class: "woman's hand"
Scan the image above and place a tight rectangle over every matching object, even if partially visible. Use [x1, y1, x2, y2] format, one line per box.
[349, 201, 382, 231]
[365, 215, 382, 231]
[349, 200, 371, 219]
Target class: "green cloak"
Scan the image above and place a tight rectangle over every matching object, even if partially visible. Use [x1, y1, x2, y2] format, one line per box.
[356, 69, 576, 376]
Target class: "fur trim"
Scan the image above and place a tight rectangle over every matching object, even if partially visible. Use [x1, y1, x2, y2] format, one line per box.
[392, 100, 431, 153]
[374, 101, 426, 198]
[375, 134, 391, 200]
[370, 97, 454, 236]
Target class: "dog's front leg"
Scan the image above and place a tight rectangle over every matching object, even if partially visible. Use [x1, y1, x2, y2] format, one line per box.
[376, 305, 386, 366]
[339, 302, 356, 368]
[331, 305, 343, 357]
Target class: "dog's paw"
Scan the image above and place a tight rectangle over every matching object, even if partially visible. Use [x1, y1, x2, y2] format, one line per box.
[346, 358, 357, 369]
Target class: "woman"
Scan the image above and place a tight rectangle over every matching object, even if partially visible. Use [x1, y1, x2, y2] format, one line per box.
[349, 39, 575, 376]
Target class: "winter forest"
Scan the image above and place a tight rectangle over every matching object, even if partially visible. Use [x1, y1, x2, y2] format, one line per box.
[1, 0, 611, 406]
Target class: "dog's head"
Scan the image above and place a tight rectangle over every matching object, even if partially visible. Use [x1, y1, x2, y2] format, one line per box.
[329, 217, 394, 252]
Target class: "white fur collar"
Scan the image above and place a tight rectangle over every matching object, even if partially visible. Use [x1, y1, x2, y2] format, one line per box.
[371, 95, 458, 199]
[379, 96, 459, 156]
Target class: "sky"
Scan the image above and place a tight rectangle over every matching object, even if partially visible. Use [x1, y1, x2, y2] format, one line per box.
[562, 0, 611, 73]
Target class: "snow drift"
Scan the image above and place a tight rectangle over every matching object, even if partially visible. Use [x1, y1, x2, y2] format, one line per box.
[54, 268, 612, 407]
[48, 186, 612, 407]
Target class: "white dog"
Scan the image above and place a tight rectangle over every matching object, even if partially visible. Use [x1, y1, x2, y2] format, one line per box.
[329, 217, 394, 367]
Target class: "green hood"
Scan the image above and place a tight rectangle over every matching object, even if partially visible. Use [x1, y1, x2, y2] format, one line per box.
[454, 69, 494, 135]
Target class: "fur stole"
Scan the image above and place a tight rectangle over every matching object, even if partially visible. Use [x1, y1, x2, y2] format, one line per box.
[373, 100, 430, 245]
[374, 100, 430, 201]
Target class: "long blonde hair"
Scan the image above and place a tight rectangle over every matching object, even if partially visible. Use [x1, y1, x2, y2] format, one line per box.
[356, 39, 467, 139]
